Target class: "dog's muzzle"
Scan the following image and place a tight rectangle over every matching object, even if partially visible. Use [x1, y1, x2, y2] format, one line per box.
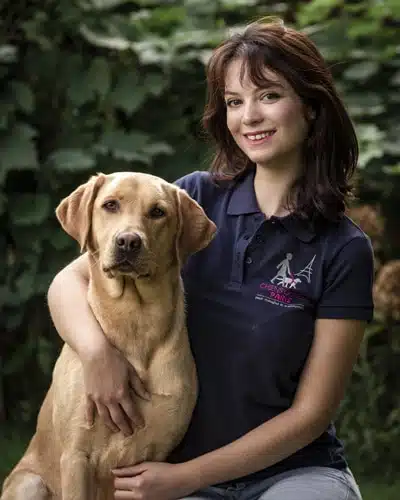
[112, 231, 142, 272]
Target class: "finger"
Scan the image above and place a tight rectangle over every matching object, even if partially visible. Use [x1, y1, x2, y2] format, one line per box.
[121, 396, 144, 429]
[108, 404, 133, 436]
[85, 397, 95, 427]
[112, 464, 147, 476]
[96, 403, 119, 433]
[114, 477, 142, 489]
[129, 371, 151, 401]
[114, 491, 137, 499]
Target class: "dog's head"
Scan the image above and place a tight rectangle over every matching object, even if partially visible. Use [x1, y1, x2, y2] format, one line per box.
[56, 172, 216, 280]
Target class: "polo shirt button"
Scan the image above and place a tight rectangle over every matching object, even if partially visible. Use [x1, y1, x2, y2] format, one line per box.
[255, 235, 264, 243]
[246, 257, 253, 264]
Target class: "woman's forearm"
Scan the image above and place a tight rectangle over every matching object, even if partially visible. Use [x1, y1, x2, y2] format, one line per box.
[179, 406, 327, 490]
[47, 254, 109, 360]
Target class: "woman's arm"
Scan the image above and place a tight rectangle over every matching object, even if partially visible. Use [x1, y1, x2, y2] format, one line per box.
[47, 254, 148, 435]
[113, 317, 366, 499]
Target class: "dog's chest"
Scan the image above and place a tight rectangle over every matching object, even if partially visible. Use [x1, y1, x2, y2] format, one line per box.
[89, 288, 173, 355]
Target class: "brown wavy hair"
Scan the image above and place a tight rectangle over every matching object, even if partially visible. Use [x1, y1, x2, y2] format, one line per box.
[202, 18, 358, 221]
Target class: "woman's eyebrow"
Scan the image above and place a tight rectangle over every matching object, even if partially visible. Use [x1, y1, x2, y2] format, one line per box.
[224, 82, 285, 95]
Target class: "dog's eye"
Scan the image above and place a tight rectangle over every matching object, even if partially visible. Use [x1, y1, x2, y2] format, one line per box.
[149, 206, 166, 218]
[102, 200, 119, 212]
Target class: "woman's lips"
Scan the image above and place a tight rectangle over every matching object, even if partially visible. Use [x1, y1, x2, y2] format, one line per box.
[243, 130, 276, 144]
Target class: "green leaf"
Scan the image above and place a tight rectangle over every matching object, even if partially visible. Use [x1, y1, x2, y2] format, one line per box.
[88, 0, 132, 10]
[0, 124, 38, 181]
[67, 71, 95, 106]
[298, 0, 342, 25]
[86, 57, 111, 99]
[66, 55, 112, 106]
[11, 82, 35, 113]
[383, 163, 400, 175]
[0, 45, 18, 64]
[346, 93, 385, 117]
[110, 71, 146, 114]
[9, 194, 51, 226]
[221, 0, 258, 7]
[48, 149, 96, 171]
[348, 19, 381, 39]
[132, 38, 171, 65]
[142, 142, 174, 157]
[0, 100, 15, 130]
[357, 124, 385, 143]
[80, 24, 132, 51]
[391, 70, 400, 86]
[343, 61, 380, 81]
[144, 72, 168, 96]
[358, 145, 384, 168]
[356, 124, 386, 168]
[96, 130, 151, 163]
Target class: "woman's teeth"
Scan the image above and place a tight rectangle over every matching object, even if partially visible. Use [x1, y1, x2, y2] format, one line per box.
[247, 131, 275, 141]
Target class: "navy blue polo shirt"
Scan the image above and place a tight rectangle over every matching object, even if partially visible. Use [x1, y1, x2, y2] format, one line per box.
[169, 169, 374, 483]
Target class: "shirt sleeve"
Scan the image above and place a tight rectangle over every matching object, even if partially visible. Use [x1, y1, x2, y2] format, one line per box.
[316, 235, 374, 321]
[174, 171, 202, 200]
[174, 170, 217, 212]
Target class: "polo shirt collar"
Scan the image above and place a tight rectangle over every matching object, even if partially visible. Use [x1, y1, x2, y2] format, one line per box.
[227, 168, 316, 243]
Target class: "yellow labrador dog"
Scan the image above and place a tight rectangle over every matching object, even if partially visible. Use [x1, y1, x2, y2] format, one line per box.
[1, 172, 216, 500]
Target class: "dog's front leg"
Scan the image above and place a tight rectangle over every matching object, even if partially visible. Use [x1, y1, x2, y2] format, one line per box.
[60, 450, 93, 500]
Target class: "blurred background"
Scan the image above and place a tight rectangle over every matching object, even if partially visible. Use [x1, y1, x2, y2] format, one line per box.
[0, 0, 399, 497]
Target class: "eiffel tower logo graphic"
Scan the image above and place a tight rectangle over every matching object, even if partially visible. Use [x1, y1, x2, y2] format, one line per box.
[295, 255, 316, 284]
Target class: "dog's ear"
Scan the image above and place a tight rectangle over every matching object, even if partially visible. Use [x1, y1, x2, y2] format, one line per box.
[176, 188, 217, 266]
[56, 174, 106, 253]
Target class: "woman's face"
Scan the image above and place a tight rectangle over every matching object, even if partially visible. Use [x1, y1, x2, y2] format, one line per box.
[224, 58, 310, 174]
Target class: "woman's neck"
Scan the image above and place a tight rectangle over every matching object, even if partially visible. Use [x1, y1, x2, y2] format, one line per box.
[254, 165, 300, 218]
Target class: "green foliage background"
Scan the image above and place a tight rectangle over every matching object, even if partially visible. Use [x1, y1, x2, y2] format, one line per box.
[1, 0, 399, 485]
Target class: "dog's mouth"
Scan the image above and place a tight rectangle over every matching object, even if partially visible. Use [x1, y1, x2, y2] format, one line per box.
[103, 260, 151, 278]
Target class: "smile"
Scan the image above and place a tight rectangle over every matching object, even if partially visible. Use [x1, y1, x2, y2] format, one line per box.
[244, 130, 276, 141]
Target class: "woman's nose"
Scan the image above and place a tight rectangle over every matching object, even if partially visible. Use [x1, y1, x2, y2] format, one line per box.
[242, 101, 263, 125]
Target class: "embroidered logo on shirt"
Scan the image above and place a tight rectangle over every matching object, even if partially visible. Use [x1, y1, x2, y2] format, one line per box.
[256, 253, 316, 309]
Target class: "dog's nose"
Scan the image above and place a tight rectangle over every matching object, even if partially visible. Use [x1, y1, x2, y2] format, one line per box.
[116, 232, 142, 253]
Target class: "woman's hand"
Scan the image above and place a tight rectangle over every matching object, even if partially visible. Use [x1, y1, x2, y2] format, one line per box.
[113, 462, 196, 500]
[82, 343, 150, 435]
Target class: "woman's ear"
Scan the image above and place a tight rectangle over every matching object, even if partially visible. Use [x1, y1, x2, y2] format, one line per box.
[307, 107, 316, 121]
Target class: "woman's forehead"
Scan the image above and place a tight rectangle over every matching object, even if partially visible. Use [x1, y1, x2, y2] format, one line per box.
[224, 58, 288, 91]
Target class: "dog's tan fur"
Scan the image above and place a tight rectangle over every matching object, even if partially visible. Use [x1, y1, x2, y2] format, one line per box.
[1, 172, 216, 500]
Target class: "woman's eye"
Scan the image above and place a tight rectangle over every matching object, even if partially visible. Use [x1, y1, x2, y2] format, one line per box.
[149, 206, 166, 218]
[226, 99, 241, 107]
[261, 92, 280, 101]
[102, 200, 119, 212]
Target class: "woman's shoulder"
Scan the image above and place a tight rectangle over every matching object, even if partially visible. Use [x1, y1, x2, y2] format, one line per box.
[319, 214, 374, 266]
[174, 170, 228, 207]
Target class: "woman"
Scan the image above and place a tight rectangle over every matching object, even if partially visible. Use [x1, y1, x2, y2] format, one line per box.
[48, 18, 374, 500]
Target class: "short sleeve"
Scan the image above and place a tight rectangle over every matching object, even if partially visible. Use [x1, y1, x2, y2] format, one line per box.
[174, 171, 219, 213]
[174, 171, 204, 202]
[317, 235, 374, 321]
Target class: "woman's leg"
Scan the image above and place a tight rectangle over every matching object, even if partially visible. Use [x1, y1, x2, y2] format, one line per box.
[179, 485, 227, 499]
[255, 467, 362, 500]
